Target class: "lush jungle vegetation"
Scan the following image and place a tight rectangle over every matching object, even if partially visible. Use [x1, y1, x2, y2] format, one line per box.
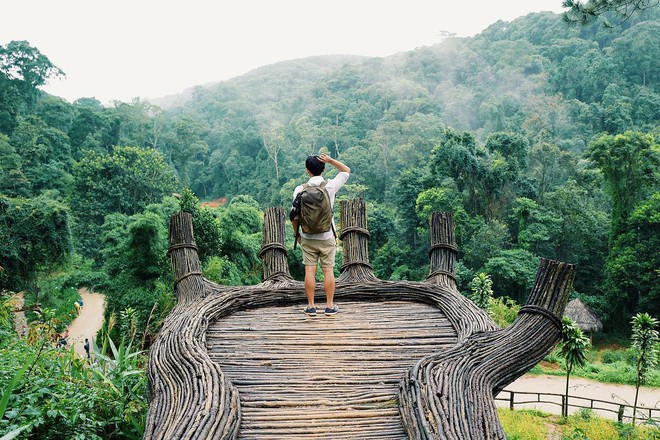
[1, 6, 659, 439]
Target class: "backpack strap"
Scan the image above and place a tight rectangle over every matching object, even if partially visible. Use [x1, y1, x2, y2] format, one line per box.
[319, 181, 337, 239]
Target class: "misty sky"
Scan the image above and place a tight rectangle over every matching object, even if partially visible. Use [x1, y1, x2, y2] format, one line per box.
[2, 0, 564, 104]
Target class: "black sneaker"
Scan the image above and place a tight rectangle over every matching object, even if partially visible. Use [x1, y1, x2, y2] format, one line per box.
[303, 306, 316, 317]
[324, 305, 339, 316]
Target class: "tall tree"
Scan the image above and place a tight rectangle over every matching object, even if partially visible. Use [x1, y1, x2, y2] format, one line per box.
[559, 317, 590, 417]
[0, 40, 64, 109]
[71, 146, 179, 258]
[630, 312, 659, 425]
[0, 194, 72, 292]
[586, 131, 659, 239]
[602, 192, 660, 325]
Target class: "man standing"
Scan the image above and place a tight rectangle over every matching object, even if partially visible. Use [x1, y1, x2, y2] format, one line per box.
[292, 153, 350, 317]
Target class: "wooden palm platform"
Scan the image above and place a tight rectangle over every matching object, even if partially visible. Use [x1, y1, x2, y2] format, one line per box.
[145, 201, 575, 440]
[207, 300, 456, 439]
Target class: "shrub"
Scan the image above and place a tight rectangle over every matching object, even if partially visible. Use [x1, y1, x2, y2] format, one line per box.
[489, 296, 521, 327]
[601, 350, 625, 364]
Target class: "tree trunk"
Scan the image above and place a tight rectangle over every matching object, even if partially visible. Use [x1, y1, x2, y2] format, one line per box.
[564, 364, 572, 418]
[633, 359, 642, 425]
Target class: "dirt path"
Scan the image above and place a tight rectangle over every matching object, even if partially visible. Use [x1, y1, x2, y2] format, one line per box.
[499, 374, 660, 421]
[66, 288, 105, 358]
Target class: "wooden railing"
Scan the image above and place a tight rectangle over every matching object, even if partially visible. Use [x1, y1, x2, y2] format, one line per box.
[495, 389, 660, 425]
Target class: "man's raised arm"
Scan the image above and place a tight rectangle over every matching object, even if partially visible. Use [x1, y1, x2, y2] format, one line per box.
[318, 153, 350, 173]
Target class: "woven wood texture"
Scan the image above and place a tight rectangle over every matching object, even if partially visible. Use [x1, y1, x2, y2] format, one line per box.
[207, 299, 456, 439]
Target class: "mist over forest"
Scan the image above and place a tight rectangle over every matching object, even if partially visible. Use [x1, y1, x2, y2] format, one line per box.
[2, 8, 659, 338]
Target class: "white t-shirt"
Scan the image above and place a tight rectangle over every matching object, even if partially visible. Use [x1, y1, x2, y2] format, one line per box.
[293, 172, 350, 240]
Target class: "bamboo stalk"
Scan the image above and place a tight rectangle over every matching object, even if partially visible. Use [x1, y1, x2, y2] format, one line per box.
[259, 207, 294, 287]
[338, 199, 378, 283]
[427, 212, 457, 290]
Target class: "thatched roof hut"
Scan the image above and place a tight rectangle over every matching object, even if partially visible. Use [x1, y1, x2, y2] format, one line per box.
[564, 298, 603, 333]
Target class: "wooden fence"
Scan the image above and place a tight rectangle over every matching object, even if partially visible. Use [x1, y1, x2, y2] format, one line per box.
[496, 389, 660, 425]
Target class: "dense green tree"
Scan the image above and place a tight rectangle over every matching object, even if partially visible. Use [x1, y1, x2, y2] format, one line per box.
[10, 116, 73, 196]
[113, 98, 164, 149]
[0, 40, 64, 110]
[67, 98, 119, 157]
[34, 95, 76, 133]
[510, 197, 562, 258]
[483, 248, 539, 303]
[462, 218, 510, 270]
[0, 194, 72, 292]
[610, 21, 660, 88]
[586, 131, 658, 238]
[602, 192, 660, 326]
[164, 116, 209, 187]
[216, 196, 263, 284]
[0, 133, 29, 196]
[392, 168, 429, 248]
[543, 180, 609, 296]
[71, 146, 179, 257]
[430, 129, 483, 215]
[179, 189, 223, 264]
[527, 142, 576, 200]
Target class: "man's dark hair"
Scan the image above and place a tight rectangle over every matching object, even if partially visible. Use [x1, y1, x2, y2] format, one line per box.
[305, 156, 325, 176]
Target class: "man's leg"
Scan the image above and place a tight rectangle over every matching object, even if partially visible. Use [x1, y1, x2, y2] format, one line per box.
[304, 265, 317, 307]
[321, 266, 335, 309]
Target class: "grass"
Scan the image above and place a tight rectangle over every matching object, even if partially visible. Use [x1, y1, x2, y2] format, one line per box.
[529, 345, 660, 388]
[498, 408, 660, 440]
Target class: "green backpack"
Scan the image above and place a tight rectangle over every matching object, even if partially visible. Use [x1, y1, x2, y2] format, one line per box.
[298, 181, 334, 235]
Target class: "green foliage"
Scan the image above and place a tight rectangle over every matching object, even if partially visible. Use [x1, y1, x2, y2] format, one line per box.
[203, 256, 243, 286]
[561, 317, 592, 416]
[0, 194, 72, 292]
[498, 409, 550, 439]
[71, 145, 179, 258]
[630, 313, 659, 383]
[469, 272, 493, 310]
[489, 296, 521, 328]
[0, 40, 64, 115]
[179, 188, 223, 263]
[561, 318, 591, 370]
[484, 249, 539, 303]
[630, 312, 659, 424]
[562, 0, 657, 26]
[32, 273, 81, 330]
[603, 193, 660, 326]
[90, 336, 147, 438]
[500, 407, 660, 439]
[586, 132, 658, 239]
[0, 328, 147, 440]
[215, 197, 263, 285]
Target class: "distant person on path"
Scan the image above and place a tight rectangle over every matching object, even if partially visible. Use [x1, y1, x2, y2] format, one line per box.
[291, 153, 350, 317]
[57, 329, 69, 348]
[74, 298, 83, 315]
[84, 338, 90, 359]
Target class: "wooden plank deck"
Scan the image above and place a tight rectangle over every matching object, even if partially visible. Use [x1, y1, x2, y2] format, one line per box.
[206, 299, 458, 439]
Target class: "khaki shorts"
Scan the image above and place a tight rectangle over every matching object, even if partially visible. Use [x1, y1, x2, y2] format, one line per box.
[301, 238, 336, 267]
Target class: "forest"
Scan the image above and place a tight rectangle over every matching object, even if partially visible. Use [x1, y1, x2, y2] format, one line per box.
[0, 5, 659, 439]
